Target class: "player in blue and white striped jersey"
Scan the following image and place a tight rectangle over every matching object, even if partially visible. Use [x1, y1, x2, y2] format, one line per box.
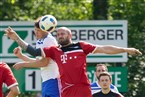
[12, 16, 60, 97]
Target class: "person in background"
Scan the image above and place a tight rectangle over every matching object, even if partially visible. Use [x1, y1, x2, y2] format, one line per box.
[92, 72, 124, 97]
[0, 62, 20, 97]
[91, 64, 118, 94]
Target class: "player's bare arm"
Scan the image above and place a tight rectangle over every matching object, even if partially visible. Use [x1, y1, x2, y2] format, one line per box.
[13, 47, 36, 62]
[93, 45, 142, 55]
[13, 57, 49, 70]
[7, 85, 20, 97]
[4, 27, 42, 57]
[4, 27, 28, 51]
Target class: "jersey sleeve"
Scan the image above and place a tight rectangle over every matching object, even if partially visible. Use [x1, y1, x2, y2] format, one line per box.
[79, 41, 96, 55]
[2, 64, 18, 89]
[42, 46, 55, 59]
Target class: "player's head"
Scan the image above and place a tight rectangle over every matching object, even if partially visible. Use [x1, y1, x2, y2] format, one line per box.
[98, 72, 112, 90]
[95, 64, 108, 79]
[33, 16, 48, 39]
[56, 27, 72, 46]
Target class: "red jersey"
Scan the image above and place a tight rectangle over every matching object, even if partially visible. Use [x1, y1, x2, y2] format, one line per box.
[43, 41, 96, 97]
[0, 62, 18, 97]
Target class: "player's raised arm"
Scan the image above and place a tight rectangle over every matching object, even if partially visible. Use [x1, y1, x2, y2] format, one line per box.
[4, 27, 28, 51]
[93, 45, 142, 55]
[4, 27, 42, 57]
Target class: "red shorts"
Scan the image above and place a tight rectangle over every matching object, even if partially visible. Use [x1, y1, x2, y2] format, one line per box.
[61, 84, 92, 97]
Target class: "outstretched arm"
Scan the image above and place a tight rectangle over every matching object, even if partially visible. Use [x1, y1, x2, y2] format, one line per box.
[13, 57, 50, 70]
[93, 45, 142, 55]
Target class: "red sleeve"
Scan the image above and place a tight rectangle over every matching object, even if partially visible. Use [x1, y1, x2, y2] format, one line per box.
[2, 63, 18, 89]
[79, 41, 96, 55]
[43, 46, 54, 59]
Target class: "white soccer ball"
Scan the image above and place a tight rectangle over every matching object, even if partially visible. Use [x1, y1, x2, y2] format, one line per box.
[39, 15, 57, 33]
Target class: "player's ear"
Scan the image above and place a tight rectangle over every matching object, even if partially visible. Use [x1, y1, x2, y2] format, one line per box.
[69, 33, 72, 38]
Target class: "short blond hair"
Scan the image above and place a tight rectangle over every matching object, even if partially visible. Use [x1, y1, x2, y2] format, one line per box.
[34, 16, 42, 29]
[96, 64, 108, 71]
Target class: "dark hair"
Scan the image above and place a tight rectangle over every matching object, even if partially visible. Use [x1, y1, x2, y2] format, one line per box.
[34, 16, 42, 29]
[98, 72, 112, 81]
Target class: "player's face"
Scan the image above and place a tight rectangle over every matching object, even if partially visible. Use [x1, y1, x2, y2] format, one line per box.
[96, 66, 107, 78]
[99, 76, 111, 90]
[56, 29, 71, 46]
[34, 27, 47, 39]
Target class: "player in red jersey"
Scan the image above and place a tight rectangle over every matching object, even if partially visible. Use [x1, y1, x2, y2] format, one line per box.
[0, 62, 20, 97]
[5, 27, 142, 97]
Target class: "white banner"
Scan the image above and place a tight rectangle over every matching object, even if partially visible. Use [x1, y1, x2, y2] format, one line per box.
[0, 20, 127, 63]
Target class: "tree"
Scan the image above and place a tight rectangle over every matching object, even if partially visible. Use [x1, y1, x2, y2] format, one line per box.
[108, 0, 145, 97]
[1, 0, 145, 97]
[93, 0, 108, 20]
[0, 0, 93, 21]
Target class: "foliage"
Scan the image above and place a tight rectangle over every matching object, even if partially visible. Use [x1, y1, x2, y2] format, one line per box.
[1, 0, 145, 97]
[108, 0, 145, 97]
[0, 0, 93, 21]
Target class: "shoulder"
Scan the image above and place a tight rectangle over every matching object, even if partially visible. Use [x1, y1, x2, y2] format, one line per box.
[110, 91, 124, 97]
[43, 34, 56, 42]
[79, 41, 96, 48]
[78, 41, 96, 49]
[0, 62, 6, 65]
[91, 81, 101, 94]
[44, 34, 58, 45]
[79, 41, 90, 45]
[110, 84, 119, 92]
[43, 45, 59, 53]
[0, 63, 16, 83]
[0, 62, 9, 69]
[44, 45, 58, 50]
[91, 81, 98, 87]
[0, 62, 4, 66]
[45, 33, 56, 40]
[110, 84, 116, 88]
[93, 91, 102, 96]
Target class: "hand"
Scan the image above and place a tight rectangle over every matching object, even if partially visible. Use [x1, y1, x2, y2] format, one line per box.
[4, 27, 19, 40]
[126, 48, 142, 55]
[13, 46, 22, 57]
[13, 62, 25, 70]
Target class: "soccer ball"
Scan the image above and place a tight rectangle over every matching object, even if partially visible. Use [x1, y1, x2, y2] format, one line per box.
[39, 15, 57, 33]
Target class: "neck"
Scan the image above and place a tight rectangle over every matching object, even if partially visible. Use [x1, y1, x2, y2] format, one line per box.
[61, 42, 72, 47]
[41, 33, 48, 39]
[102, 88, 110, 94]
[61, 40, 72, 47]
